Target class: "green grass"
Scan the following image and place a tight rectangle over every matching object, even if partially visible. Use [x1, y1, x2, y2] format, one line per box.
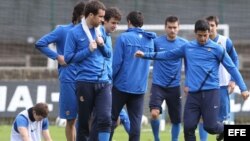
[0, 124, 215, 141]
[113, 124, 215, 141]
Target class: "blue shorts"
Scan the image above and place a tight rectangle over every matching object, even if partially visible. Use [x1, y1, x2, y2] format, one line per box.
[149, 84, 182, 123]
[59, 82, 77, 119]
[218, 86, 230, 122]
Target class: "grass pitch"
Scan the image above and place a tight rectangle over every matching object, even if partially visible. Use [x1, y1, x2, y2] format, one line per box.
[0, 124, 215, 141]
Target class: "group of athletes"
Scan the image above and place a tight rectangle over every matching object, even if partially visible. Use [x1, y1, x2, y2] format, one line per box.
[10, 0, 250, 141]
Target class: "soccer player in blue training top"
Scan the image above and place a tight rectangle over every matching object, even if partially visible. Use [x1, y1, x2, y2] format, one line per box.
[35, 2, 85, 141]
[149, 16, 188, 141]
[110, 11, 156, 141]
[64, 1, 112, 141]
[206, 15, 239, 141]
[88, 7, 122, 141]
[11, 103, 52, 141]
[197, 15, 240, 141]
[135, 19, 249, 141]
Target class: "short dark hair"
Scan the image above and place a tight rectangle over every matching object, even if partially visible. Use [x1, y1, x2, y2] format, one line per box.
[104, 7, 122, 22]
[126, 11, 144, 27]
[72, 1, 85, 24]
[33, 103, 49, 118]
[206, 16, 219, 26]
[84, 0, 106, 18]
[194, 19, 210, 33]
[165, 16, 179, 25]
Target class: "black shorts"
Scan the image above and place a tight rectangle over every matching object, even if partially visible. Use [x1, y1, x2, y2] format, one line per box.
[149, 84, 182, 123]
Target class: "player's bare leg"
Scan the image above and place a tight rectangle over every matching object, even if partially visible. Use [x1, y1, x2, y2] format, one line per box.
[66, 119, 77, 141]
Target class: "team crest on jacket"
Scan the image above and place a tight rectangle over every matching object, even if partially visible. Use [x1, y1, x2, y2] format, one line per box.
[207, 48, 211, 51]
[80, 96, 84, 102]
[138, 34, 143, 38]
[218, 42, 222, 45]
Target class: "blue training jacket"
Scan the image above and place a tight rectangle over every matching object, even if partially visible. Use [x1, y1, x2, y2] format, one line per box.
[99, 26, 113, 83]
[152, 35, 188, 87]
[64, 24, 112, 82]
[143, 39, 247, 92]
[35, 23, 76, 82]
[113, 27, 156, 94]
